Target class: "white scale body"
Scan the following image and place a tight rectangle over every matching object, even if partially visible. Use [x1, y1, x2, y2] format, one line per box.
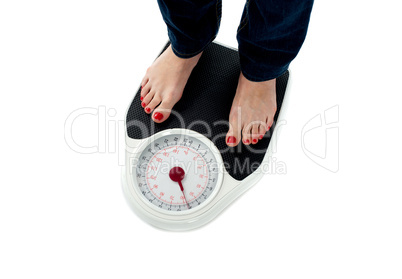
[121, 76, 291, 231]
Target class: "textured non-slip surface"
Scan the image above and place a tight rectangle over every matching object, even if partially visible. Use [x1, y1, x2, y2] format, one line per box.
[126, 42, 288, 181]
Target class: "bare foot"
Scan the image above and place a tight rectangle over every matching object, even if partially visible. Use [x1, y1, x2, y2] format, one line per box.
[140, 45, 202, 123]
[226, 72, 277, 147]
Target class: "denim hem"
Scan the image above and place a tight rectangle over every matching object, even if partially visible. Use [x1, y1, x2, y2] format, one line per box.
[241, 67, 288, 82]
[170, 35, 217, 59]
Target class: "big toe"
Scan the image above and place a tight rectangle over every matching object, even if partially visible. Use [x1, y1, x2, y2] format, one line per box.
[151, 99, 177, 123]
[226, 119, 241, 147]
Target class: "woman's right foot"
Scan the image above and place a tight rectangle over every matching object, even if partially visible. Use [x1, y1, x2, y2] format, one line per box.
[140, 45, 202, 123]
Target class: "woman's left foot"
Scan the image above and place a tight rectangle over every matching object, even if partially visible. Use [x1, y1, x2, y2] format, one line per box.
[226, 72, 277, 147]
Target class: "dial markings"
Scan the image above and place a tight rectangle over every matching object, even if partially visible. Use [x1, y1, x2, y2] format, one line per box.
[135, 134, 220, 211]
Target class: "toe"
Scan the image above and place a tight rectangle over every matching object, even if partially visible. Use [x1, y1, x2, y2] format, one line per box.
[151, 99, 175, 123]
[145, 95, 161, 114]
[226, 130, 241, 147]
[226, 113, 242, 147]
[142, 90, 155, 107]
[251, 123, 260, 144]
[242, 136, 251, 145]
[258, 124, 266, 140]
[266, 104, 277, 130]
[140, 82, 151, 100]
[241, 124, 252, 145]
[266, 116, 273, 131]
[141, 71, 149, 87]
[152, 111, 165, 123]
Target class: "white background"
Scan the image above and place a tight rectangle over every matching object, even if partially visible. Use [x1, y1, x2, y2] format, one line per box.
[1, 0, 401, 278]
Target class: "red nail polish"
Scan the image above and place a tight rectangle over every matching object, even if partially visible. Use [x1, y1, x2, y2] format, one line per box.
[141, 102, 146, 108]
[244, 139, 250, 144]
[140, 96, 143, 101]
[227, 136, 236, 144]
[259, 135, 263, 140]
[252, 139, 257, 144]
[145, 107, 151, 113]
[153, 112, 163, 121]
[267, 126, 271, 130]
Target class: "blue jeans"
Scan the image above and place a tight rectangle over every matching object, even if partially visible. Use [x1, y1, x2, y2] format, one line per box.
[157, 0, 314, 81]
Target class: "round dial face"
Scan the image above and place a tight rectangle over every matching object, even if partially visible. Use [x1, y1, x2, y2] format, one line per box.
[134, 132, 222, 213]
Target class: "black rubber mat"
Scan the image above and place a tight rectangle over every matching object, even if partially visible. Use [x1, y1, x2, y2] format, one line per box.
[126, 42, 288, 181]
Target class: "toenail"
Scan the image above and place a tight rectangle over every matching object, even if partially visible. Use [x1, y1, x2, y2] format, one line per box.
[252, 139, 257, 144]
[267, 126, 271, 130]
[153, 112, 163, 121]
[141, 102, 146, 107]
[145, 107, 151, 113]
[140, 96, 143, 101]
[227, 136, 236, 144]
[259, 135, 263, 140]
[244, 139, 250, 144]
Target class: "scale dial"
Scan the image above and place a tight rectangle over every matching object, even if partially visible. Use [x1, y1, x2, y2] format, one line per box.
[134, 132, 223, 213]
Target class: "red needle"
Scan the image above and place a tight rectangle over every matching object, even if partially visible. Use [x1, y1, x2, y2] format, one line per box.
[169, 167, 189, 209]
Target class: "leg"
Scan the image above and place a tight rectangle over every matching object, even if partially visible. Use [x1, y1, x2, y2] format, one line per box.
[141, 0, 222, 123]
[237, 0, 314, 81]
[226, 0, 314, 146]
[158, 0, 222, 58]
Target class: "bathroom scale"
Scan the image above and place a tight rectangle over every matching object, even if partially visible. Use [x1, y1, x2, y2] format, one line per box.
[122, 41, 290, 231]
